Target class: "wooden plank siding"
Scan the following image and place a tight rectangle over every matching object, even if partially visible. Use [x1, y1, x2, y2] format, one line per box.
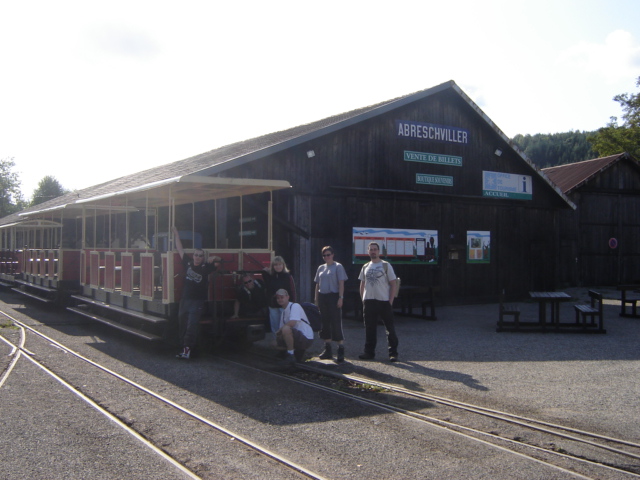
[220, 88, 570, 304]
[554, 156, 640, 286]
[0, 81, 576, 306]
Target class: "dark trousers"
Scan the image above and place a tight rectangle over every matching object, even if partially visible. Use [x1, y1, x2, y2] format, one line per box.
[179, 298, 205, 348]
[318, 292, 344, 342]
[363, 299, 398, 356]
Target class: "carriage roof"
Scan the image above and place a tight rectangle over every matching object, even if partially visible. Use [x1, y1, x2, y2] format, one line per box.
[1, 175, 290, 228]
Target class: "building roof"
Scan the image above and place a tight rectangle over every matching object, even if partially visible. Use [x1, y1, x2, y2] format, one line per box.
[1, 80, 574, 227]
[542, 153, 636, 194]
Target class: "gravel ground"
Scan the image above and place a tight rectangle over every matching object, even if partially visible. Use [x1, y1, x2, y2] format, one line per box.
[1, 286, 639, 479]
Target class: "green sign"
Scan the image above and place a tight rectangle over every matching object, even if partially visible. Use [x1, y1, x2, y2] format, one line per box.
[404, 151, 462, 167]
[416, 174, 453, 186]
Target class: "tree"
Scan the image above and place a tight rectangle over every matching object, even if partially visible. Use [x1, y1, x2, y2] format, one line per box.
[589, 76, 640, 158]
[511, 131, 596, 168]
[30, 176, 68, 206]
[0, 157, 25, 217]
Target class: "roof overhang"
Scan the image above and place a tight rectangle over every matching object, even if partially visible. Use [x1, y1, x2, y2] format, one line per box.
[7, 176, 291, 227]
[75, 175, 291, 209]
[0, 219, 62, 230]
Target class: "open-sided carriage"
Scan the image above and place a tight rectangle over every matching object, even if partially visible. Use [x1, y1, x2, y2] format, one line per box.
[0, 175, 290, 346]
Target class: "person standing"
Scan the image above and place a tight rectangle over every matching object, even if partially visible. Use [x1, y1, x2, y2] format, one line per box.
[262, 256, 296, 334]
[173, 226, 221, 360]
[314, 246, 348, 362]
[358, 242, 399, 362]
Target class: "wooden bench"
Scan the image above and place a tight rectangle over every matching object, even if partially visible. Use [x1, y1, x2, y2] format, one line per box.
[574, 290, 604, 331]
[497, 290, 520, 331]
[420, 286, 439, 320]
[618, 284, 640, 318]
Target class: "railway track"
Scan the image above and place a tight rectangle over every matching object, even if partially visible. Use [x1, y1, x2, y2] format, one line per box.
[0, 310, 326, 480]
[3, 304, 640, 479]
[222, 349, 640, 480]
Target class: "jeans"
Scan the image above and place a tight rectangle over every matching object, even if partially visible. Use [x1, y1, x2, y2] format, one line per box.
[179, 298, 205, 348]
[363, 299, 398, 356]
[269, 306, 282, 333]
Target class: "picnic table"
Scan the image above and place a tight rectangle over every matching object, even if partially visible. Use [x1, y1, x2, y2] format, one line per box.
[396, 285, 438, 320]
[529, 291, 572, 330]
[343, 284, 438, 321]
[617, 285, 640, 318]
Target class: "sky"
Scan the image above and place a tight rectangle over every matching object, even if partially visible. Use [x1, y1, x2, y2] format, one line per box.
[2, 0, 640, 200]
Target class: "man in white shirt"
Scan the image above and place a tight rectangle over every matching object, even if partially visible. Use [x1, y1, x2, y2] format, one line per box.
[275, 289, 314, 365]
[358, 242, 399, 362]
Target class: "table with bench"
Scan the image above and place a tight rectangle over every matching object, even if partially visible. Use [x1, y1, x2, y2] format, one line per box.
[574, 290, 606, 333]
[396, 285, 438, 320]
[343, 284, 438, 321]
[529, 291, 572, 330]
[617, 284, 640, 318]
[498, 290, 606, 333]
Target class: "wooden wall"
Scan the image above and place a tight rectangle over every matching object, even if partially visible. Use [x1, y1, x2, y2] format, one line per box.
[223, 88, 569, 303]
[557, 158, 640, 286]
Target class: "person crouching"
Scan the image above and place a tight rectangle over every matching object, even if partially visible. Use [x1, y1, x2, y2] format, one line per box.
[274, 289, 314, 365]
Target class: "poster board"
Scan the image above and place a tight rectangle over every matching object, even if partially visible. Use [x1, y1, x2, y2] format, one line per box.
[467, 231, 490, 263]
[352, 227, 438, 265]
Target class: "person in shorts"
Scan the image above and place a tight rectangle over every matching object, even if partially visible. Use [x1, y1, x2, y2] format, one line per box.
[274, 289, 314, 365]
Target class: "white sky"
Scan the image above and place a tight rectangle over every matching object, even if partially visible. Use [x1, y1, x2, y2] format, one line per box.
[2, 0, 640, 200]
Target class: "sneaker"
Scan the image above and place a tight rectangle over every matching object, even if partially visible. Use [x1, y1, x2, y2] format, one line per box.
[319, 344, 333, 360]
[358, 352, 375, 360]
[282, 353, 296, 366]
[389, 354, 399, 363]
[176, 347, 191, 359]
[337, 346, 345, 363]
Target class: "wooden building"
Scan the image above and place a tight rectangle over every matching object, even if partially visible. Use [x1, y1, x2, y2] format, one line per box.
[543, 153, 640, 286]
[0, 80, 575, 305]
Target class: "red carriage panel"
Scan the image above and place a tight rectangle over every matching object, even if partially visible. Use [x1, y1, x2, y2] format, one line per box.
[104, 252, 116, 292]
[47, 250, 56, 278]
[89, 251, 100, 288]
[15, 250, 23, 275]
[27, 251, 34, 275]
[60, 250, 80, 282]
[172, 252, 184, 302]
[216, 252, 238, 272]
[162, 253, 170, 303]
[140, 254, 154, 300]
[241, 251, 272, 271]
[38, 251, 45, 276]
[121, 253, 134, 297]
[80, 251, 85, 284]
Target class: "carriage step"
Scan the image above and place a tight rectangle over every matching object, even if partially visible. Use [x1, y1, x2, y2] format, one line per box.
[67, 306, 163, 341]
[11, 287, 54, 303]
[70, 295, 167, 324]
[14, 279, 56, 292]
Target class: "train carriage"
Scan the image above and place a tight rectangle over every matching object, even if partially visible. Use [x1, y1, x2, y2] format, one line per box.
[0, 175, 291, 346]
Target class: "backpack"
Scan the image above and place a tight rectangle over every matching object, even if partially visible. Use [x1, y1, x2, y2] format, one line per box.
[363, 261, 401, 298]
[300, 302, 322, 332]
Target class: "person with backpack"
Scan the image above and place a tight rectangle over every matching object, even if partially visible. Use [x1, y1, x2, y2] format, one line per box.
[314, 246, 348, 363]
[274, 289, 314, 365]
[358, 241, 399, 362]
